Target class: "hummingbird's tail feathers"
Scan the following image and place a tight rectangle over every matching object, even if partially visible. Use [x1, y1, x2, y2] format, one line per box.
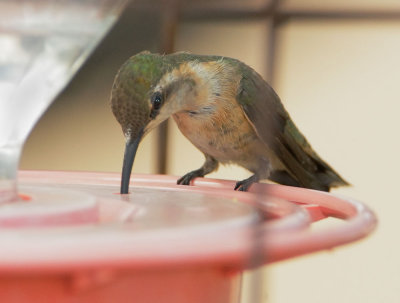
[277, 135, 350, 192]
[313, 159, 350, 190]
[270, 159, 349, 192]
[269, 168, 349, 192]
[275, 120, 350, 192]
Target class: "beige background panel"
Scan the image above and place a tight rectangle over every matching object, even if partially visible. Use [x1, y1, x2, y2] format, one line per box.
[269, 20, 400, 303]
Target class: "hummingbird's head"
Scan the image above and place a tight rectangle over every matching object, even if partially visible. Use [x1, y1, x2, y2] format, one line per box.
[111, 51, 164, 139]
[110, 51, 165, 193]
[111, 51, 200, 193]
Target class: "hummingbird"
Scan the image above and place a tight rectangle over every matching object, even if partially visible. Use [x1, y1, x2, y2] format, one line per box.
[111, 51, 349, 193]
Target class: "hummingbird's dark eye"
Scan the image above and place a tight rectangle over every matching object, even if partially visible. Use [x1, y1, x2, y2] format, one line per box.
[151, 92, 163, 110]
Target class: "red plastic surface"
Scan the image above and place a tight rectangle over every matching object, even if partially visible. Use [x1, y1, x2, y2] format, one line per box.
[11, 170, 377, 266]
[0, 171, 377, 303]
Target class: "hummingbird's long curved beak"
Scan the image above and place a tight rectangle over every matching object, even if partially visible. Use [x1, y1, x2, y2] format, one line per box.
[120, 129, 144, 194]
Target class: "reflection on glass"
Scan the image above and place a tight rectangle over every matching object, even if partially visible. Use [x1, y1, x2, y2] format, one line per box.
[0, 0, 127, 203]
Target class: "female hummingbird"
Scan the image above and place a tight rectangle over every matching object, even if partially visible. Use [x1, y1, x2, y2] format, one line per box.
[111, 51, 348, 193]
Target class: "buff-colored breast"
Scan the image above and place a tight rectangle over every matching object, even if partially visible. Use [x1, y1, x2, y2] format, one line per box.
[171, 60, 270, 174]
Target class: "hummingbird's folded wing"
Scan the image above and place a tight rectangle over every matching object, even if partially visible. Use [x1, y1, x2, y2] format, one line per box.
[236, 64, 348, 191]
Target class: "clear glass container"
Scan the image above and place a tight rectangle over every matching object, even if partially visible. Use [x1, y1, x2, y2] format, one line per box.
[0, 0, 127, 203]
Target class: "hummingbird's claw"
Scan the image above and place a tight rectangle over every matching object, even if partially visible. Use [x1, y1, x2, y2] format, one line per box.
[234, 175, 259, 191]
[177, 169, 205, 186]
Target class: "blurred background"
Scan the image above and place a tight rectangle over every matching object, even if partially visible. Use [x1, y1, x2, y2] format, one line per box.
[20, 0, 400, 302]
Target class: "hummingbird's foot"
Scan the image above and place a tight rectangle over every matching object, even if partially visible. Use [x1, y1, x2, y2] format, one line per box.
[234, 175, 259, 191]
[177, 169, 204, 186]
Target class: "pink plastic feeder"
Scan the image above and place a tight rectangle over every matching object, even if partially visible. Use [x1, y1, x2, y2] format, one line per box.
[0, 170, 376, 303]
